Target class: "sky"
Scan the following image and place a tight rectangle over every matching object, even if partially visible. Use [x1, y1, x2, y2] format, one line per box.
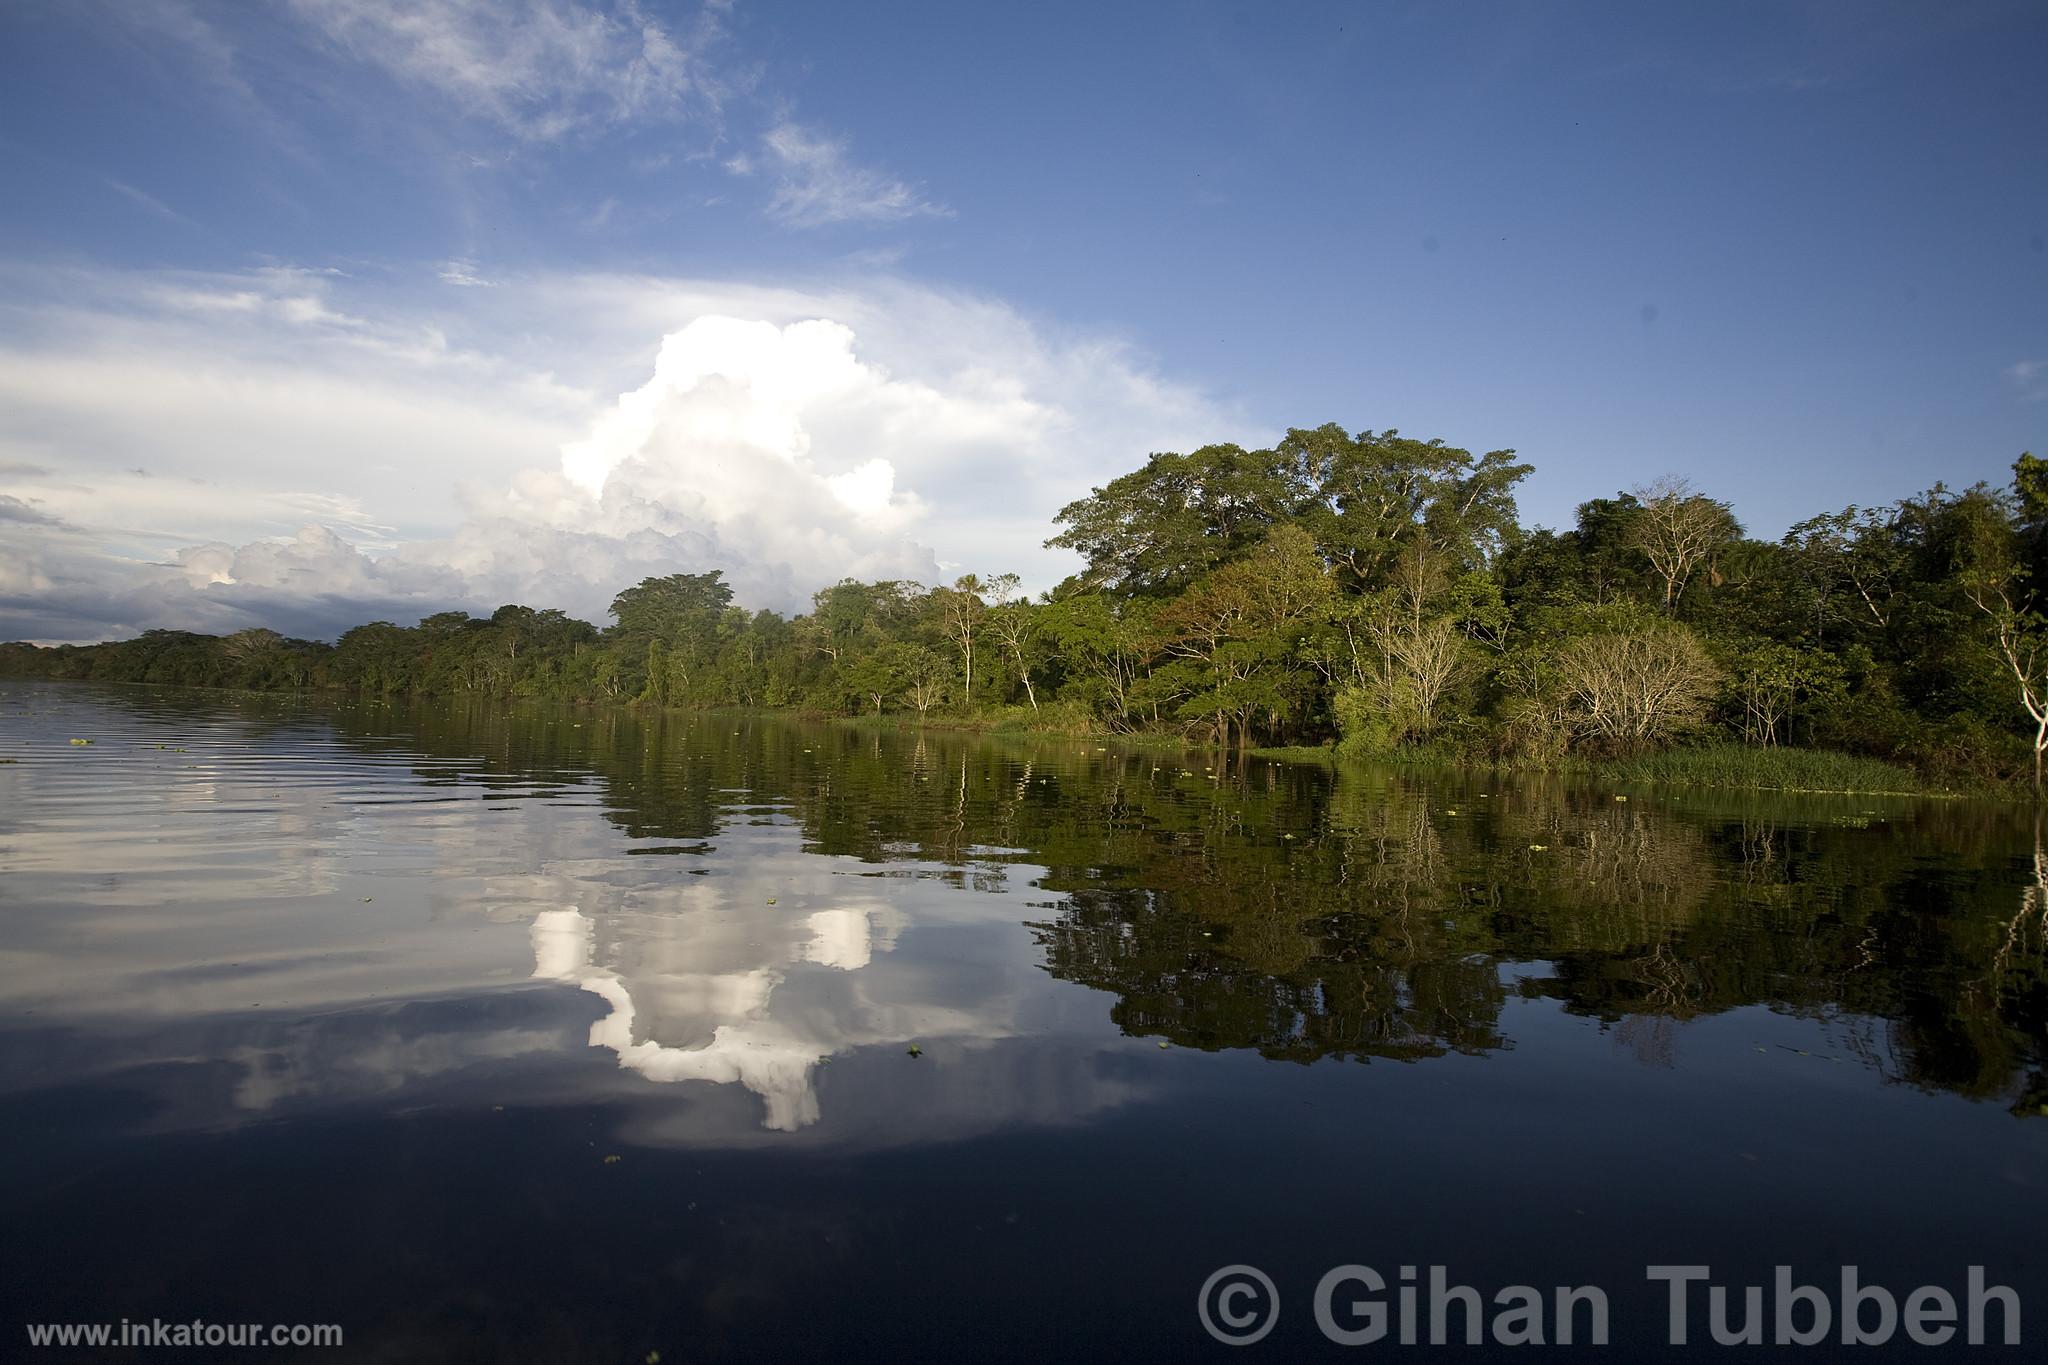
[0, 0, 2043, 643]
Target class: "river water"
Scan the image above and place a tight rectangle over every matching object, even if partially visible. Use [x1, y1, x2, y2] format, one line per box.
[1, 680, 2041, 1359]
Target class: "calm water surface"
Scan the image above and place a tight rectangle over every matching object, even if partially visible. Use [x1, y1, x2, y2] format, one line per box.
[1, 680, 2043, 1361]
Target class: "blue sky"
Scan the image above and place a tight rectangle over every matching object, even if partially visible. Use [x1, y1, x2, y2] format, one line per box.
[1, 0, 2043, 641]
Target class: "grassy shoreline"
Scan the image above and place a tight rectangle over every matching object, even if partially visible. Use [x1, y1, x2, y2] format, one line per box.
[1591, 743, 1948, 797]
[1251, 738, 1974, 798]
[3, 675, 2000, 798]
[835, 705, 1974, 798]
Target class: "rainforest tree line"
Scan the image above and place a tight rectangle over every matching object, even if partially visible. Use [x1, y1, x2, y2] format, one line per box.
[9, 427, 2048, 788]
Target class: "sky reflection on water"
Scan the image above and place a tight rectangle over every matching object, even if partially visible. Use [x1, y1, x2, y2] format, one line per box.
[1, 681, 2043, 1360]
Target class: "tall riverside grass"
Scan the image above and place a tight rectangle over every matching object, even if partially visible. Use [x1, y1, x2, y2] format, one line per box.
[1251, 739, 1965, 796]
[1595, 743, 1934, 795]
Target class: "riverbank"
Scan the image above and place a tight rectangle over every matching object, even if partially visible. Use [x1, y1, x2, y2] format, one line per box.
[3, 672, 1999, 798]
[1251, 739, 1971, 798]
[835, 704, 1973, 798]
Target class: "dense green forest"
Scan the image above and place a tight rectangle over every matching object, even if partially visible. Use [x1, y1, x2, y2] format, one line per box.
[10, 427, 2048, 791]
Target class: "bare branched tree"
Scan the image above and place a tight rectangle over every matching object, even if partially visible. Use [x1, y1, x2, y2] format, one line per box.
[1349, 545, 1471, 739]
[1626, 477, 1740, 613]
[1553, 623, 1719, 749]
[899, 645, 952, 719]
[935, 574, 985, 702]
[1966, 577, 2048, 795]
[984, 574, 1040, 712]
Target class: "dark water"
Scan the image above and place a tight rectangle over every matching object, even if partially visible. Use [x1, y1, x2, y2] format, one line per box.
[1, 680, 2043, 1362]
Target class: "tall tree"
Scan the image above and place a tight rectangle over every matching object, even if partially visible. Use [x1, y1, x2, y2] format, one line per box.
[982, 574, 1039, 711]
[1153, 525, 1333, 747]
[1048, 443, 1303, 595]
[1286, 425, 1530, 590]
[610, 572, 735, 703]
[1963, 460, 2048, 794]
[1626, 477, 1740, 614]
[609, 572, 734, 642]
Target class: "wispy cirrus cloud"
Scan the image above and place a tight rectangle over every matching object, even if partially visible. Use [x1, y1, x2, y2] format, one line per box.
[103, 178, 203, 230]
[286, 0, 738, 142]
[756, 121, 950, 228]
[96, 4, 943, 230]
[437, 260, 495, 288]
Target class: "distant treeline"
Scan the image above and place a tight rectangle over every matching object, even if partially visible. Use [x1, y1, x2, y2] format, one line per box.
[9, 426, 2048, 788]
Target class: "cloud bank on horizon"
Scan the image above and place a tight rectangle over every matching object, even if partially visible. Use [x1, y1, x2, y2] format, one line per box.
[0, 264, 1238, 643]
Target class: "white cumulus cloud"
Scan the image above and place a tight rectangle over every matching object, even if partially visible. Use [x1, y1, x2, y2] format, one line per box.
[0, 263, 1244, 642]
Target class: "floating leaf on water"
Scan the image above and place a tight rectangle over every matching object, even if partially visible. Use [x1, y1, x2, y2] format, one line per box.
[765, 898, 777, 905]
[1158, 1042, 1169, 1049]
[906, 1044, 923, 1057]
[603, 1154, 621, 1165]
[1528, 844, 1548, 852]
[69, 738, 93, 746]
